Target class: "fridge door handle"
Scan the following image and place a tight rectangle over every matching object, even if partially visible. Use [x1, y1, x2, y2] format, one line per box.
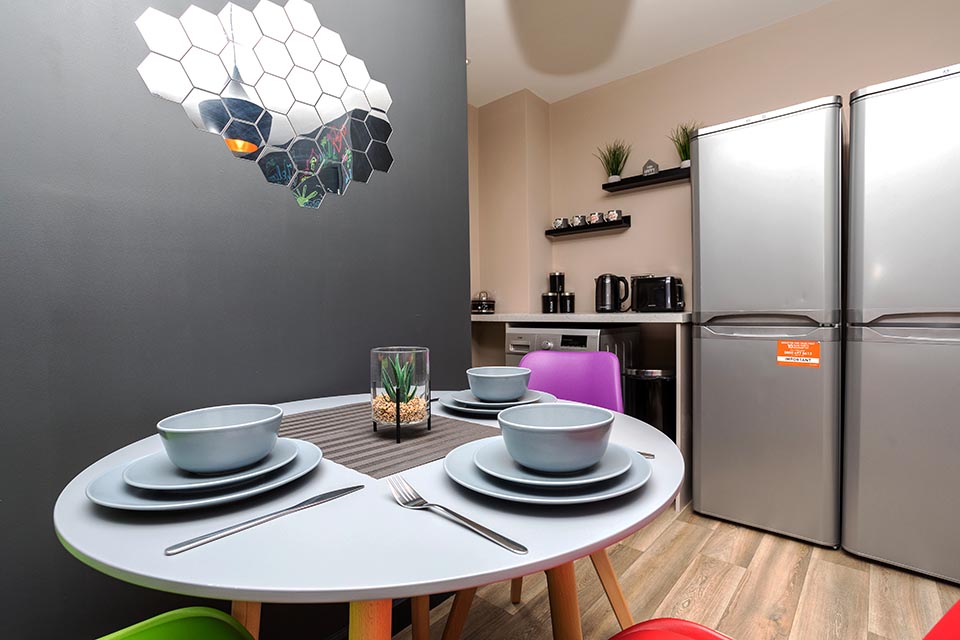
[863, 326, 960, 343]
[702, 326, 822, 339]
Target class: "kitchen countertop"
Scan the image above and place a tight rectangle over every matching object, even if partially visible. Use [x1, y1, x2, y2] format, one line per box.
[470, 312, 691, 324]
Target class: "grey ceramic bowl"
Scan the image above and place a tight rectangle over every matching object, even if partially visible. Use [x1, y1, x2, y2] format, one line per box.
[497, 403, 614, 473]
[157, 404, 283, 474]
[466, 366, 531, 402]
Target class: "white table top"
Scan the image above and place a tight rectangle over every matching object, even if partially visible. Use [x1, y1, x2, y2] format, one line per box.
[54, 393, 683, 603]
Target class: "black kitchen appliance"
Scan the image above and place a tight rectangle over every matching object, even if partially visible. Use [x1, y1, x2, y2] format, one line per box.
[595, 274, 629, 312]
[630, 275, 684, 312]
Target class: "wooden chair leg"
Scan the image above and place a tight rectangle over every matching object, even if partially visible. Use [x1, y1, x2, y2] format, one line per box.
[231, 601, 261, 639]
[349, 600, 392, 640]
[545, 562, 583, 640]
[589, 549, 635, 630]
[441, 588, 477, 640]
[411, 595, 430, 640]
[510, 576, 524, 604]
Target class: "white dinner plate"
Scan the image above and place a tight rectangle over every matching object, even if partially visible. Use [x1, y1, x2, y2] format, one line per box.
[86, 440, 322, 511]
[439, 392, 557, 417]
[443, 439, 652, 505]
[472, 438, 633, 488]
[450, 389, 543, 409]
[122, 438, 301, 492]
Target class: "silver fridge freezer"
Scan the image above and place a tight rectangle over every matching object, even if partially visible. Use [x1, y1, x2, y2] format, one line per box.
[691, 96, 842, 546]
[844, 63, 960, 583]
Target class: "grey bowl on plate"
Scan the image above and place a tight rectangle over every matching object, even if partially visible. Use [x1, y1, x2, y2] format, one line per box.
[497, 403, 614, 473]
[157, 404, 283, 474]
[466, 366, 531, 402]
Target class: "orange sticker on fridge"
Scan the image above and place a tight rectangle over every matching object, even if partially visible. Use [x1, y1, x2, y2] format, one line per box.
[777, 340, 821, 367]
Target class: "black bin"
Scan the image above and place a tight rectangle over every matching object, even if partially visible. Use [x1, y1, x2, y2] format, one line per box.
[623, 369, 676, 441]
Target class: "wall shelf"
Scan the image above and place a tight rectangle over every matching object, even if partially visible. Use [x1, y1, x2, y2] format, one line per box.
[601, 166, 690, 193]
[545, 215, 631, 238]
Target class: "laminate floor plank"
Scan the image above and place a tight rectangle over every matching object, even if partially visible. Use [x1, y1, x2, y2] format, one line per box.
[939, 581, 960, 615]
[622, 505, 682, 552]
[869, 564, 944, 639]
[788, 555, 869, 640]
[700, 522, 764, 569]
[653, 554, 746, 629]
[393, 514, 958, 640]
[716, 535, 812, 640]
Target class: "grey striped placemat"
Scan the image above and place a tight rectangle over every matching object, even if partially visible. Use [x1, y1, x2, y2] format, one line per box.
[278, 402, 497, 479]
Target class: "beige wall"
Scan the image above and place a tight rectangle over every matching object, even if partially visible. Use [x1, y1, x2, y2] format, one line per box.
[471, 0, 960, 314]
[476, 89, 552, 312]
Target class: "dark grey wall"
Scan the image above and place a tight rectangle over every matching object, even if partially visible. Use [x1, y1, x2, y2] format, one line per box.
[0, 1, 469, 637]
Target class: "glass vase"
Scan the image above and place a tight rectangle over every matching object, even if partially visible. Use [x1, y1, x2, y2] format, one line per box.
[370, 347, 430, 440]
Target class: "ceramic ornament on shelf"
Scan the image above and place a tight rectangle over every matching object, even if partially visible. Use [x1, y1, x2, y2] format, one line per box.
[642, 159, 659, 176]
[134, 0, 393, 209]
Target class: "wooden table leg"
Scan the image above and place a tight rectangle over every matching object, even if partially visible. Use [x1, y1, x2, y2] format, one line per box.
[589, 550, 635, 630]
[349, 600, 392, 640]
[510, 577, 524, 604]
[411, 595, 430, 640]
[231, 601, 261, 639]
[546, 562, 582, 640]
[441, 588, 476, 640]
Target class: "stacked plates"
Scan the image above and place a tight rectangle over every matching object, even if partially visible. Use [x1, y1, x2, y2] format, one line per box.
[86, 438, 322, 511]
[438, 390, 558, 417]
[443, 437, 652, 505]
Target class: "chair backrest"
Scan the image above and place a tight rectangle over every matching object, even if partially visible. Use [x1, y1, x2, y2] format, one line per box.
[98, 607, 254, 640]
[925, 598, 960, 639]
[519, 350, 624, 412]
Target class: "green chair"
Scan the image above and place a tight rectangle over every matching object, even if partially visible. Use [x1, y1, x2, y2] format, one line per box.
[98, 607, 254, 640]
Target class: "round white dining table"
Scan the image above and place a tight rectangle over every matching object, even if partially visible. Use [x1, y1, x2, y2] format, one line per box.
[55, 393, 683, 640]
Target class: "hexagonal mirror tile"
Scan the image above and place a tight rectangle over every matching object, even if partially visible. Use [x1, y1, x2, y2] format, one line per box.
[136, 1, 392, 209]
[180, 6, 227, 54]
[137, 53, 192, 102]
[136, 8, 191, 60]
[287, 67, 321, 104]
[218, 3, 261, 47]
[314, 27, 346, 64]
[314, 61, 346, 98]
[286, 32, 321, 71]
[284, 0, 321, 37]
[253, 0, 292, 41]
[181, 47, 229, 93]
[254, 37, 293, 77]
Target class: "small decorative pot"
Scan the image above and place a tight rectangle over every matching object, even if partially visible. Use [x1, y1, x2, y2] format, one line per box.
[587, 211, 604, 224]
[605, 209, 623, 222]
[607, 175, 621, 183]
[680, 159, 691, 169]
[552, 217, 570, 229]
[371, 346, 430, 442]
[571, 215, 587, 227]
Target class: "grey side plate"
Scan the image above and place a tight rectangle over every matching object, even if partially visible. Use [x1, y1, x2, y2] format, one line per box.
[443, 440, 652, 505]
[86, 440, 322, 511]
[123, 438, 301, 491]
[451, 389, 542, 409]
[473, 438, 633, 488]
[439, 392, 557, 417]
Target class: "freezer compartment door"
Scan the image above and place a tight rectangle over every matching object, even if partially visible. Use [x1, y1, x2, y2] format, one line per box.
[843, 326, 960, 581]
[692, 102, 841, 324]
[693, 325, 840, 545]
[848, 71, 960, 323]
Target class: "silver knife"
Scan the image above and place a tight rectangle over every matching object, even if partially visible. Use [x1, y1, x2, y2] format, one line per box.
[164, 485, 365, 556]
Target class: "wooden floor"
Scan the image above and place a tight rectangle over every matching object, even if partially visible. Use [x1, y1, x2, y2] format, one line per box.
[394, 505, 960, 640]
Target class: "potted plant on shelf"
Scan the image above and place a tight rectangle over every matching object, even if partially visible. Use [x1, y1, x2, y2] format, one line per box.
[594, 139, 632, 183]
[668, 122, 701, 169]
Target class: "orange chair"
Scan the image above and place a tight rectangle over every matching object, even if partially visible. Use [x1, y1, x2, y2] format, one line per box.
[609, 597, 960, 640]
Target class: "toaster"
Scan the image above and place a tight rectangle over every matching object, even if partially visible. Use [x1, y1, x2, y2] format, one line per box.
[630, 275, 685, 312]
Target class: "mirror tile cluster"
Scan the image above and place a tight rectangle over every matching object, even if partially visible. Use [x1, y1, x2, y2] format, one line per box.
[136, 0, 393, 208]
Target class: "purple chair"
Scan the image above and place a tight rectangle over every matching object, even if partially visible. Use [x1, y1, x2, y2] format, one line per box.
[519, 350, 624, 412]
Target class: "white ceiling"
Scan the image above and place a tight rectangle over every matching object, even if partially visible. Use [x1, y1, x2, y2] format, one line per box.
[466, 0, 834, 106]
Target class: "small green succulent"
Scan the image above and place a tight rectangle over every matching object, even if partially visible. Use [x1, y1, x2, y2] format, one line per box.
[381, 354, 419, 403]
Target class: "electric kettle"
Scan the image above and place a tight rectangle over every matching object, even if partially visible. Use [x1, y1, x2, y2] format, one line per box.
[595, 274, 629, 312]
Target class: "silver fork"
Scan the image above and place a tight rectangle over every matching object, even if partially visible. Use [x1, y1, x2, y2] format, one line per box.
[386, 475, 528, 555]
